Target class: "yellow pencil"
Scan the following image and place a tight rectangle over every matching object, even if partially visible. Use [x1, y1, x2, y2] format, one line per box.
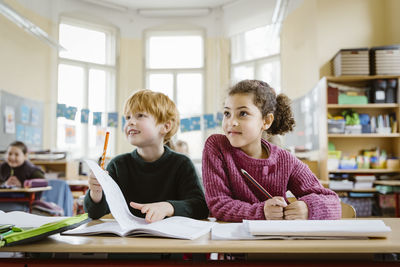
[100, 131, 110, 169]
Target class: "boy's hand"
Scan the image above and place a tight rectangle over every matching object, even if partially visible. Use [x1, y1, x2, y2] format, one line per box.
[5, 176, 21, 187]
[283, 200, 308, 220]
[263, 196, 287, 220]
[130, 201, 174, 223]
[88, 171, 103, 203]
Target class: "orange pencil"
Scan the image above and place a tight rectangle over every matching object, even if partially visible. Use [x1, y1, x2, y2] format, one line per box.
[100, 131, 110, 169]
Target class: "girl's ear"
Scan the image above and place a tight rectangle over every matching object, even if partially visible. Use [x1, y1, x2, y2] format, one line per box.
[262, 113, 274, 130]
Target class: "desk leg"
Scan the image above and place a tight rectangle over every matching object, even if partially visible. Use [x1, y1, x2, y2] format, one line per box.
[28, 192, 35, 213]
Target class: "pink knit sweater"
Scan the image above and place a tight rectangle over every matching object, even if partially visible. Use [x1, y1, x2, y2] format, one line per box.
[202, 134, 341, 222]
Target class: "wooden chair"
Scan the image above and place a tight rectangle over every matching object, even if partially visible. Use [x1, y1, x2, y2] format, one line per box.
[341, 201, 356, 218]
[287, 197, 356, 218]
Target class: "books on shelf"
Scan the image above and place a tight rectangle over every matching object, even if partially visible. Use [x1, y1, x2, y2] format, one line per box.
[329, 180, 353, 190]
[353, 175, 375, 189]
[211, 220, 391, 240]
[63, 160, 215, 240]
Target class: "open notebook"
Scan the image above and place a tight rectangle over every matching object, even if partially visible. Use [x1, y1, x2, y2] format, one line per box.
[63, 160, 215, 240]
[212, 220, 391, 240]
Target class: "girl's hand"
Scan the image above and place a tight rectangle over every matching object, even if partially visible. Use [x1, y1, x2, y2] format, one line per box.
[263, 196, 287, 220]
[284, 200, 308, 220]
[88, 171, 103, 203]
[130, 201, 174, 223]
[5, 176, 21, 187]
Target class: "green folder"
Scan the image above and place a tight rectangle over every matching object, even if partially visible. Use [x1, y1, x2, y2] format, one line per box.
[0, 213, 90, 247]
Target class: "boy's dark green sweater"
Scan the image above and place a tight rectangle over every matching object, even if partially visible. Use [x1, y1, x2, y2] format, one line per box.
[84, 146, 209, 220]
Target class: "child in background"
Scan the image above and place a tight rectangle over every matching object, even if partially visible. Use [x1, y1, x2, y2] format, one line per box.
[202, 80, 341, 222]
[84, 90, 209, 223]
[0, 141, 44, 188]
[175, 140, 189, 156]
[0, 141, 44, 212]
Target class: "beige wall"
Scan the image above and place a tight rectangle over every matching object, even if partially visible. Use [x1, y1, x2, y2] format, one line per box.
[0, 0, 56, 149]
[116, 38, 143, 154]
[281, 0, 396, 100]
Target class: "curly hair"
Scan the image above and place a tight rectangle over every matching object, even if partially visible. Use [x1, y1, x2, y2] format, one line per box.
[228, 79, 295, 135]
[124, 89, 180, 142]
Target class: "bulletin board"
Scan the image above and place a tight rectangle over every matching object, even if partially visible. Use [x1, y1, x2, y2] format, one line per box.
[284, 82, 322, 151]
[0, 90, 44, 151]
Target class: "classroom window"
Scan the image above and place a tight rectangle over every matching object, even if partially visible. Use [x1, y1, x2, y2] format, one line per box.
[57, 19, 117, 160]
[145, 30, 204, 160]
[231, 24, 281, 93]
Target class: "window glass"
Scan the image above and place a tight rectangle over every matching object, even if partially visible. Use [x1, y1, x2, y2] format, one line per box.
[58, 20, 116, 159]
[148, 73, 174, 100]
[177, 73, 202, 117]
[59, 23, 106, 64]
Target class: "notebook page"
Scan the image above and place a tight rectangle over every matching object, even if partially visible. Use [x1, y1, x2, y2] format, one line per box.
[85, 160, 147, 230]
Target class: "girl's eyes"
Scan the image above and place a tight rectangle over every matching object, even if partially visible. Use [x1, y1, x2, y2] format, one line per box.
[136, 113, 145, 118]
[223, 111, 230, 117]
[239, 111, 248, 117]
[125, 115, 131, 120]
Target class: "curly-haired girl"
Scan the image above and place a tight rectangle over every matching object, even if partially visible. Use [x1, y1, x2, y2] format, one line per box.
[202, 80, 341, 222]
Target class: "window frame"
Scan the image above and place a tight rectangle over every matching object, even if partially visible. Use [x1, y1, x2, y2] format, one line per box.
[144, 29, 206, 161]
[57, 17, 118, 159]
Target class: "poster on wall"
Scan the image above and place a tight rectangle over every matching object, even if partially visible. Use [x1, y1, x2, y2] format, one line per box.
[31, 107, 40, 125]
[65, 125, 76, 144]
[16, 124, 25, 141]
[4, 106, 16, 134]
[96, 127, 107, 146]
[20, 105, 30, 124]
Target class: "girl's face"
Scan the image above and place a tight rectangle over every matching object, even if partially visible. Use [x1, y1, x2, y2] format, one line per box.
[6, 146, 27, 168]
[223, 93, 273, 156]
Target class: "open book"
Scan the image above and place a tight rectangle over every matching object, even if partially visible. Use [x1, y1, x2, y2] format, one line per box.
[63, 160, 215, 240]
[212, 220, 391, 240]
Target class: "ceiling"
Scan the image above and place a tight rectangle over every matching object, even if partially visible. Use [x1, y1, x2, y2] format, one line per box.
[80, 0, 238, 10]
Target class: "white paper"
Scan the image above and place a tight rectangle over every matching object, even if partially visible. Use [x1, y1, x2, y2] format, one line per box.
[244, 219, 391, 238]
[83, 160, 215, 240]
[0, 210, 68, 228]
[65, 216, 215, 240]
[85, 160, 146, 230]
[211, 222, 367, 240]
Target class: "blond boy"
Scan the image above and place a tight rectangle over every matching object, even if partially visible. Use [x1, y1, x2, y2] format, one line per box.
[84, 90, 209, 222]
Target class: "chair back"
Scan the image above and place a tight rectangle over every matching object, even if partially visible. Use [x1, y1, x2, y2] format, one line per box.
[341, 202, 356, 218]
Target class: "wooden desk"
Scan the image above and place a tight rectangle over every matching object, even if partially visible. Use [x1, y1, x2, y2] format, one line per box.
[0, 186, 51, 212]
[0, 218, 399, 265]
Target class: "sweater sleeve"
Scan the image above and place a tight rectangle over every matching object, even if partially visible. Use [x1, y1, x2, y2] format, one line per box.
[83, 190, 110, 219]
[83, 162, 114, 219]
[167, 158, 209, 220]
[202, 136, 265, 222]
[288, 158, 341, 220]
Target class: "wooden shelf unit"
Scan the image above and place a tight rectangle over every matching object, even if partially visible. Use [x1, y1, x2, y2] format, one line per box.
[319, 76, 400, 183]
[31, 160, 79, 180]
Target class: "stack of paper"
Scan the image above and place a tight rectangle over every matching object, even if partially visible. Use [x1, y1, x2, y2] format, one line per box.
[211, 220, 391, 240]
[333, 48, 369, 76]
[370, 46, 400, 75]
[353, 175, 376, 189]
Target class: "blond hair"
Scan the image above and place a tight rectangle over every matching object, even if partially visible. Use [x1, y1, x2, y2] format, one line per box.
[123, 89, 180, 142]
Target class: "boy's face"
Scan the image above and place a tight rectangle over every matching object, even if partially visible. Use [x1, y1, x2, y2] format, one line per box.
[6, 146, 27, 168]
[124, 111, 165, 148]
